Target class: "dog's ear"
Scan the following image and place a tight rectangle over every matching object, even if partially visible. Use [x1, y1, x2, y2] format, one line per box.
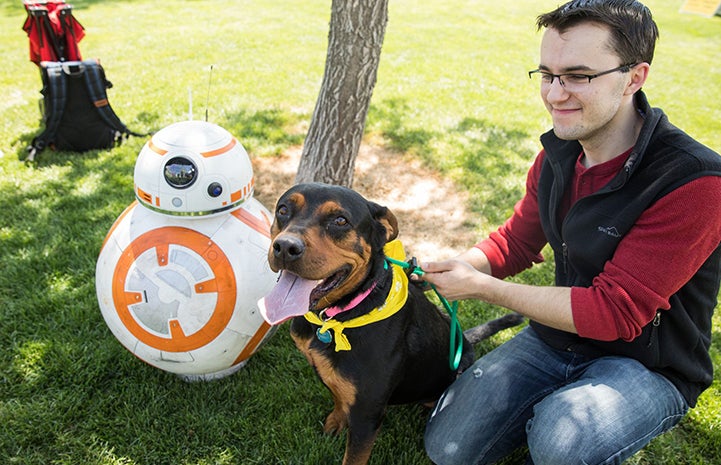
[369, 201, 399, 242]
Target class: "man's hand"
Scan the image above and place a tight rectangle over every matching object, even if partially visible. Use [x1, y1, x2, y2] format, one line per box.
[418, 259, 490, 301]
[417, 257, 577, 334]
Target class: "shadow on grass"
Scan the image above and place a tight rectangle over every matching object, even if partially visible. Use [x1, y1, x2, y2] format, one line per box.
[369, 98, 537, 227]
[0, 103, 431, 464]
[0, 98, 537, 463]
[12, 105, 306, 163]
[222, 107, 307, 157]
[0, 139, 347, 463]
[4, 99, 716, 464]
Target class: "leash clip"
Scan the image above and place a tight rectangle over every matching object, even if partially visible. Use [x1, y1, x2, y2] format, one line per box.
[404, 256, 421, 277]
[385, 251, 463, 370]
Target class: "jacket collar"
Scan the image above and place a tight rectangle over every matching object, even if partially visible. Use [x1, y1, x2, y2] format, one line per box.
[540, 90, 663, 182]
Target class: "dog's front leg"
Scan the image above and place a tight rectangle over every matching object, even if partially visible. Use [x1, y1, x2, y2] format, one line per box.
[323, 393, 350, 434]
[342, 406, 384, 465]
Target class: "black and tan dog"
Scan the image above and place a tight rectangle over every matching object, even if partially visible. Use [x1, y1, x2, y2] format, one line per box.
[260, 182, 522, 465]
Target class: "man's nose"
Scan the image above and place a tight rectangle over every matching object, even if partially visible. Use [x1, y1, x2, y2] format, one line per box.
[544, 77, 569, 101]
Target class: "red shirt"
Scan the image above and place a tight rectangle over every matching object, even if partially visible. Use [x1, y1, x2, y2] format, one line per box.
[477, 150, 721, 342]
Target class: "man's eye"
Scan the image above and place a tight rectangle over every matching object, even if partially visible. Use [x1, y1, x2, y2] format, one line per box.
[540, 73, 554, 82]
[565, 74, 589, 83]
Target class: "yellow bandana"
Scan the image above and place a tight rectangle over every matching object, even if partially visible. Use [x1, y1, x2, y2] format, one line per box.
[304, 239, 409, 351]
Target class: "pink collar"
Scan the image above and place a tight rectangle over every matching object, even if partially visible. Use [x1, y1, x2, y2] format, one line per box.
[322, 282, 377, 318]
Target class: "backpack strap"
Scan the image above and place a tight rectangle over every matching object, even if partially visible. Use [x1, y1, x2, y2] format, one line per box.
[82, 59, 147, 138]
[27, 59, 149, 161]
[27, 61, 68, 161]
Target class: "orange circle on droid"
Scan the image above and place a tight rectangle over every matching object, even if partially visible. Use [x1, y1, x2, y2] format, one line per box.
[112, 226, 237, 352]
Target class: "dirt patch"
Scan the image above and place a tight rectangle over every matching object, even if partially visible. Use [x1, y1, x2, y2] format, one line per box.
[252, 144, 478, 261]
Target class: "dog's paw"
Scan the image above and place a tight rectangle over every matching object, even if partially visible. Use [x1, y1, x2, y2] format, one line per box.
[323, 409, 348, 435]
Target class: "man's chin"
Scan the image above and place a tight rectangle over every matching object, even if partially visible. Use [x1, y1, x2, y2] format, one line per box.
[552, 125, 581, 141]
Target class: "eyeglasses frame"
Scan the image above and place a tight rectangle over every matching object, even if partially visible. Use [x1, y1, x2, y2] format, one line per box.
[527, 63, 639, 88]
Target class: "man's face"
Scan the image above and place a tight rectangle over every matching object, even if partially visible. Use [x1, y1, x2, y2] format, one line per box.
[538, 23, 634, 146]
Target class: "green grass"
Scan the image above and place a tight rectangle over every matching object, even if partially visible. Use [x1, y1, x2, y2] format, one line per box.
[1, 0, 720, 464]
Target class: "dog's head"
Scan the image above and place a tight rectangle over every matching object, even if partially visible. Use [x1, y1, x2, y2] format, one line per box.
[266, 182, 398, 314]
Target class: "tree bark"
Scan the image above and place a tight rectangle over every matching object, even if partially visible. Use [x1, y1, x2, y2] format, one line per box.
[295, 0, 389, 187]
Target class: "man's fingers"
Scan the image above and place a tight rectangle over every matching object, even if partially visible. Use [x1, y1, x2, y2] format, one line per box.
[419, 260, 450, 273]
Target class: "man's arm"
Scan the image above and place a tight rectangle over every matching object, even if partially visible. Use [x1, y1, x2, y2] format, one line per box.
[421, 176, 721, 340]
[452, 246, 492, 275]
[420, 256, 577, 334]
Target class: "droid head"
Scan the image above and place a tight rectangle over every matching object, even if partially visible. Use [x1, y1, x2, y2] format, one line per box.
[134, 121, 254, 217]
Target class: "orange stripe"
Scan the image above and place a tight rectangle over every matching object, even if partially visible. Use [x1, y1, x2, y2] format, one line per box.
[231, 206, 271, 238]
[148, 139, 168, 155]
[155, 243, 169, 266]
[201, 138, 237, 158]
[94, 99, 109, 108]
[135, 186, 152, 203]
[195, 279, 217, 294]
[100, 201, 138, 251]
[169, 319, 187, 339]
[111, 227, 237, 352]
[124, 291, 144, 305]
[233, 321, 273, 364]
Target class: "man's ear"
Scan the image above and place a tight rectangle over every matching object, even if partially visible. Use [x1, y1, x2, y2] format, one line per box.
[369, 201, 399, 242]
[626, 62, 650, 96]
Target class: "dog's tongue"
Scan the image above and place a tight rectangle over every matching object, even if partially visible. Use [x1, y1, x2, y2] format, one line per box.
[258, 271, 319, 325]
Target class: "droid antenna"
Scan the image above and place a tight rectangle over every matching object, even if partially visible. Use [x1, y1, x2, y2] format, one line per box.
[188, 88, 193, 120]
[205, 64, 214, 122]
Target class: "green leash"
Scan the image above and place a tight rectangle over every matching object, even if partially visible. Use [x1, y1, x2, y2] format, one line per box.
[385, 256, 464, 371]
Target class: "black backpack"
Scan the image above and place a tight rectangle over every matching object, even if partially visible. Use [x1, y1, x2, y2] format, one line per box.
[28, 59, 146, 161]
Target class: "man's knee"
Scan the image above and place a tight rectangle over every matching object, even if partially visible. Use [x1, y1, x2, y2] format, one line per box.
[525, 389, 604, 465]
[424, 389, 473, 465]
[424, 429, 466, 465]
[526, 416, 584, 465]
[524, 377, 684, 465]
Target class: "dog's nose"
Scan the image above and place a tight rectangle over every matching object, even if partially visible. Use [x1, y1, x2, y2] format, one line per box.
[272, 236, 305, 262]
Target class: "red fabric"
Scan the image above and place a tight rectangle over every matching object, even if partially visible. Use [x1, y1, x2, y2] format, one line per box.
[22, 1, 84, 65]
[477, 149, 721, 342]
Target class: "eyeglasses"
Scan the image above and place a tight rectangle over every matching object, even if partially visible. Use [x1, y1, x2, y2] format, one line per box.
[528, 63, 638, 92]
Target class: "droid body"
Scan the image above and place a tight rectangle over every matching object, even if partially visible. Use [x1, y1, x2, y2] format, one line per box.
[96, 121, 277, 379]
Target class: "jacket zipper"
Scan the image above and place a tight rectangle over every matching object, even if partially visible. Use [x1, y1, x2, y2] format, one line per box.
[646, 311, 661, 348]
[556, 162, 631, 282]
[547, 139, 637, 285]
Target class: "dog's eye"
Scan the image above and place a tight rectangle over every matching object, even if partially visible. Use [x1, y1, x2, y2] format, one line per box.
[276, 205, 289, 217]
[334, 216, 348, 227]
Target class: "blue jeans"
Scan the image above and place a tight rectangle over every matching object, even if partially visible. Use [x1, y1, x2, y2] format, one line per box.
[424, 327, 689, 465]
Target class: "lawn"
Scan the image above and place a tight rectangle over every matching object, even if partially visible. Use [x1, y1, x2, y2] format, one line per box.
[1, 0, 720, 464]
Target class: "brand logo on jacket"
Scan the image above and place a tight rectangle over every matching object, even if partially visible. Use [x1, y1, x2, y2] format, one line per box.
[598, 226, 621, 238]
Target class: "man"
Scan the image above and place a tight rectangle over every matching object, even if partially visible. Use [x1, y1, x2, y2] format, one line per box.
[421, 1, 721, 464]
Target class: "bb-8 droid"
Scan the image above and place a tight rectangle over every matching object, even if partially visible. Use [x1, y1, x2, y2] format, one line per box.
[95, 121, 277, 380]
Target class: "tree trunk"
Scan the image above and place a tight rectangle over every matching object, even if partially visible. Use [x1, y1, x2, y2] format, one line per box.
[295, 0, 389, 187]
